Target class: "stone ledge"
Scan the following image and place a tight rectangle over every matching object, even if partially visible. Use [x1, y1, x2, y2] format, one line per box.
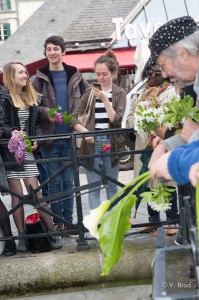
[0, 238, 155, 298]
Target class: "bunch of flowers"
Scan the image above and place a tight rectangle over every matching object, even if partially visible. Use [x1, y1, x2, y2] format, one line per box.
[83, 171, 174, 276]
[134, 92, 181, 136]
[134, 99, 162, 136]
[48, 106, 73, 125]
[139, 183, 175, 212]
[134, 94, 199, 137]
[160, 95, 199, 127]
[98, 142, 111, 152]
[8, 132, 32, 165]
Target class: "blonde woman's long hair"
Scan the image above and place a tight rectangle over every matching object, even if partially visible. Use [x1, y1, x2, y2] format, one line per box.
[3, 62, 39, 108]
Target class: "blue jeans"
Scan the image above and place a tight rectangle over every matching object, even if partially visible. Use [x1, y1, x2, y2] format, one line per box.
[41, 139, 74, 225]
[86, 135, 119, 210]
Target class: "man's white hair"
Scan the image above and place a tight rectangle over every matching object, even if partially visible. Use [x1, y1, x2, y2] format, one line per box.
[161, 30, 199, 58]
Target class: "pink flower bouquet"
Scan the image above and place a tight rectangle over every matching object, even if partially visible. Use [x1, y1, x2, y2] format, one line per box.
[99, 142, 111, 152]
[48, 106, 73, 125]
[8, 133, 32, 165]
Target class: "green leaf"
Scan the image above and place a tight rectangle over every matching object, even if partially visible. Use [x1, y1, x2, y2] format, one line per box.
[99, 194, 136, 276]
[187, 96, 194, 110]
[165, 103, 177, 113]
[137, 105, 144, 112]
[171, 115, 178, 126]
[62, 111, 73, 124]
[24, 138, 32, 152]
[163, 187, 175, 192]
[162, 114, 172, 124]
[48, 106, 61, 118]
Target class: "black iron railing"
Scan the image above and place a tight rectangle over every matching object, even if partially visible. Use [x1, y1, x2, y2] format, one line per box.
[0, 128, 178, 252]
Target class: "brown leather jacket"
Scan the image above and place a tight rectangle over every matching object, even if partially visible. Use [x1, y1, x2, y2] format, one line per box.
[32, 62, 89, 140]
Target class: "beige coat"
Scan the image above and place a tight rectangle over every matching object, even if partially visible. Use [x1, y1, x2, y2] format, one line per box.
[70, 83, 126, 167]
[126, 84, 178, 187]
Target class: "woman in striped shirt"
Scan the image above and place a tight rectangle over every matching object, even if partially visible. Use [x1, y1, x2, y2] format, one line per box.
[71, 50, 126, 209]
[0, 62, 62, 252]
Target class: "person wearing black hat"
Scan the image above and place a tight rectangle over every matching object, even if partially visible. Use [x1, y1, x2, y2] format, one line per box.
[126, 65, 179, 236]
[146, 16, 199, 84]
[146, 16, 199, 181]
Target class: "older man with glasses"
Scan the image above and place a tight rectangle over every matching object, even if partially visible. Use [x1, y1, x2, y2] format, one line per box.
[144, 16, 199, 186]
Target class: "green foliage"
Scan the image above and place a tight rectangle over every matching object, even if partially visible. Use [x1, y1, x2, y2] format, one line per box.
[140, 183, 175, 206]
[162, 95, 199, 126]
[96, 171, 150, 275]
[48, 106, 73, 125]
[99, 194, 137, 276]
[48, 106, 62, 118]
[24, 138, 32, 152]
[62, 111, 73, 124]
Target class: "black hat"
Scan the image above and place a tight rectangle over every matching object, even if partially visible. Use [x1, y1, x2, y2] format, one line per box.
[146, 16, 199, 67]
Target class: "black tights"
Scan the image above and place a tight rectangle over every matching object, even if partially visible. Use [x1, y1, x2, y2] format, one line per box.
[0, 198, 12, 237]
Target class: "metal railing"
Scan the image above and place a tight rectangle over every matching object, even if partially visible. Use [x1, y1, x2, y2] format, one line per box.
[0, 128, 178, 251]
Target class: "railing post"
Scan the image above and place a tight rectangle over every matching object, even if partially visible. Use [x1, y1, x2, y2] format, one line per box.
[70, 134, 89, 251]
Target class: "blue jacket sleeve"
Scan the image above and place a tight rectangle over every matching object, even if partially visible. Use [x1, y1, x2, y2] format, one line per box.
[168, 140, 199, 185]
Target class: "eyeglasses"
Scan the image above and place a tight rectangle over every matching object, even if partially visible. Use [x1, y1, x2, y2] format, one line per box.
[146, 70, 162, 78]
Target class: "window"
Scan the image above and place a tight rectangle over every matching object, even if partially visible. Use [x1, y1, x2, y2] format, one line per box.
[164, 0, 188, 19]
[0, 0, 11, 11]
[145, 0, 167, 23]
[185, 0, 199, 19]
[0, 23, 11, 41]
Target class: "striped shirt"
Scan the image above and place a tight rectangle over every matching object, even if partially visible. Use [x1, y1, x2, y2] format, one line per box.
[95, 90, 112, 130]
[6, 108, 39, 179]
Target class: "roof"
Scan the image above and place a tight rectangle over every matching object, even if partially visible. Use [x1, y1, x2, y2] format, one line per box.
[63, 0, 140, 49]
[0, 0, 91, 67]
[0, 0, 141, 67]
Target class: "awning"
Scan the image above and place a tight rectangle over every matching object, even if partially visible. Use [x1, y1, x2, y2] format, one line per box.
[0, 49, 136, 84]
[62, 49, 136, 71]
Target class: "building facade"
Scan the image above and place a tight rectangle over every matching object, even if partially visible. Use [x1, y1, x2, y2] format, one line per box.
[0, 0, 43, 45]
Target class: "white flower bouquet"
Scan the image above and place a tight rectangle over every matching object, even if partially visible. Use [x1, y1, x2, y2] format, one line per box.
[134, 94, 199, 136]
[134, 93, 181, 136]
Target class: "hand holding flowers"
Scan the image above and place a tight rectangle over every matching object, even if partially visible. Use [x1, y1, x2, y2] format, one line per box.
[161, 95, 199, 127]
[48, 106, 73, 125]
[8, 130, 32, 165]
[134, 99, 161, 137]
[134, 94, 199, 138]
[97, 142, 111, 152]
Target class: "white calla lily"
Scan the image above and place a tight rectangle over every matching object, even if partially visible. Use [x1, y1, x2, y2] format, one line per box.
[83, 201, 111, 240]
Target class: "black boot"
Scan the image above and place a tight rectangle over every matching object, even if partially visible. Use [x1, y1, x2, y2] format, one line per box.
[3, 240, 17, 256]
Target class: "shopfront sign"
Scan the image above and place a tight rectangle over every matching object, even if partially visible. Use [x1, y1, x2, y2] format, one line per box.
[112, 18, 163, 40]
[113, 17, 199, 41]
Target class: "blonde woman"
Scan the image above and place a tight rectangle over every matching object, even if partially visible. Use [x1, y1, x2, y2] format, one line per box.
[0, 62, 62, 252]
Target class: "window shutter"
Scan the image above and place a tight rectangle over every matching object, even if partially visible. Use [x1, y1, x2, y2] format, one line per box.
[6, 23, 10, 37]
[6, 0, 11, 10]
